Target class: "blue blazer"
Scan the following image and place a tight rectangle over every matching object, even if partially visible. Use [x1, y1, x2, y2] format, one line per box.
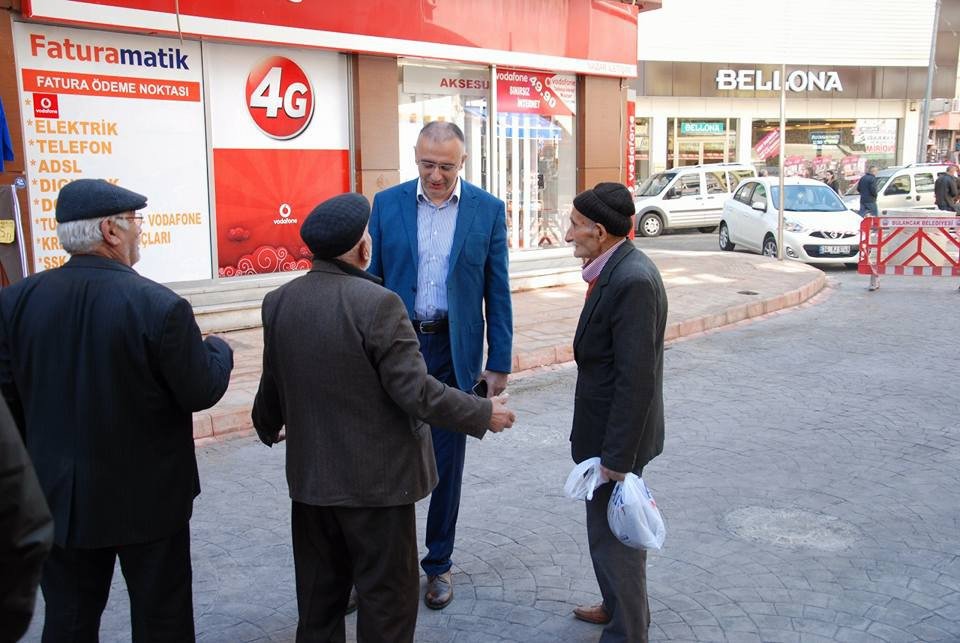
[369, 179, 512, 391]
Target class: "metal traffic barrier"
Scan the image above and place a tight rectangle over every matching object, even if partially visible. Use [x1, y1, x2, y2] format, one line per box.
[858, 210, 960, 291]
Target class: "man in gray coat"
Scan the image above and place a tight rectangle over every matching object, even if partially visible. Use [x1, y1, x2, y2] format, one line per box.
[564, 183, 667, 642]
[252, 192, 515, 643]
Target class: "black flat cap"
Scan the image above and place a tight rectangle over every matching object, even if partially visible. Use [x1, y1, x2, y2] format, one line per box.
[300, 193, 371, 259]
[573, 182, 635, 237]
[55, 179, 148, 223]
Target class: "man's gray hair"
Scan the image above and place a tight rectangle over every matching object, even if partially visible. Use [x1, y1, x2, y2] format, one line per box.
[419, 121, 465, 144]
[57, 215, 130, 255]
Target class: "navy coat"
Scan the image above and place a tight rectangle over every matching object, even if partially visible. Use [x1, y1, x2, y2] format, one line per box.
[0, 255, 233, 548]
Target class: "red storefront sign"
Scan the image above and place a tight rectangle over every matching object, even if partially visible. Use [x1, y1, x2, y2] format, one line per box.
[23, 0, 639, 77]
[496, 68, 575, 116]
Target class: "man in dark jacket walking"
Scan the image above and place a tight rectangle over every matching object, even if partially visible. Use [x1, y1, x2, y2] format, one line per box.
[934, 165, 960, 212]
[0, 179, 234, 641]
[857, 165, 880, 217]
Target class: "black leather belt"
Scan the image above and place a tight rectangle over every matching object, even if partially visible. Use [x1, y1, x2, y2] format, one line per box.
[412, 318, 448, 334]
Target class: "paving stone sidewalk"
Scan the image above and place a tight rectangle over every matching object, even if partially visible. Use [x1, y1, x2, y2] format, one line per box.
[192, 248, 826, 443]
[21, 271, 960, 642]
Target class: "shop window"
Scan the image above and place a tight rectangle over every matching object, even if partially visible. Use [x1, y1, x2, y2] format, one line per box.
[635, 118, 650, 181]
[496, 68, 576, 250]
[398, 60, 490, 192]
[750, 118, 899, 193]
[705, 171, 728, 194]
[915, 173, 935, 192]
[884, 175, 910, 195]
[667, 117, 737, 169]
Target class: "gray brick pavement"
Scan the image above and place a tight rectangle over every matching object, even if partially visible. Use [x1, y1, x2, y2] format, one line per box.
[21, 270, 960, 641]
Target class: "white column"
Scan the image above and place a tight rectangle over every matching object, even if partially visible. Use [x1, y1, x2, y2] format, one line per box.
[738, 118, 754, 165]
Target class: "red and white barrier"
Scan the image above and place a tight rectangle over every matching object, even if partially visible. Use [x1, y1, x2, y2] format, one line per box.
[858, 211, 960, 290]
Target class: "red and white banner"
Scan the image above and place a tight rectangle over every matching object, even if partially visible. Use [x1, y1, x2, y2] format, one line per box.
[752, 129, 780, 160]
[496, 68, 576, 116]
[13, 23, 212, 281]
[23, 0, 639, 77]
[204, 42, 350, 277]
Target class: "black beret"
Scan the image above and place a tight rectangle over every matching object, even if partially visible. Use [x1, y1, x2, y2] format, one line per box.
[55, 179, 147, 223]
[573, 182, 635, 237]
[300, 193, 371, 259]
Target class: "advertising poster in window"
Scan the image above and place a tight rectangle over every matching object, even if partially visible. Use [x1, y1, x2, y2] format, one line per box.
[496, 68, 576, 116]
[204, 43, 349, 277]
[12, 23, 212, 282]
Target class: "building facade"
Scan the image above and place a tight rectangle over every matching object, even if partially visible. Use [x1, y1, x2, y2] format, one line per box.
[630, 0, 959, 194]
[0, 0, 653, 287]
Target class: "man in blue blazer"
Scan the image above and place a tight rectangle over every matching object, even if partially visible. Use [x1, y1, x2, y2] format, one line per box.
[0, 179, 234, 641]
[369, 122, 513, 609]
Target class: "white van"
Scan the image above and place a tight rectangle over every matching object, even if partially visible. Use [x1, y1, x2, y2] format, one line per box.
[633, 163, 757, 236]
[841, 163, 950, 214]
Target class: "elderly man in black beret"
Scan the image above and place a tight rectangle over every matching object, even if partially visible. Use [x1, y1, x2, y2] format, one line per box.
[564, 182, 667, 642]
[0, 178, 234, 641]
[252, 192, 515, 642]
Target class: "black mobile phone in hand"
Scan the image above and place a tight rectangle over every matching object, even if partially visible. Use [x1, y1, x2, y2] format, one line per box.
[471, 379, 488, 397]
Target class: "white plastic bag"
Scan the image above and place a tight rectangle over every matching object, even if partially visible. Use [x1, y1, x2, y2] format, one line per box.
[607, 473, 665, 550]
[564, 457, 604, 501]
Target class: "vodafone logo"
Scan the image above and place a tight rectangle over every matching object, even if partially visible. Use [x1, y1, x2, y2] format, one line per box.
[245, 56, 314, 140]
[33, 93, 59, 119]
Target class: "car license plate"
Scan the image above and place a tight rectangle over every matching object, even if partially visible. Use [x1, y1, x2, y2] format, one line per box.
[820, 245, 850, 255]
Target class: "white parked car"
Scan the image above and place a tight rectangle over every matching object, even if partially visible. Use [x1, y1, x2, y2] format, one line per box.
[719, 177, 861, 265]
[840, 163, 948, 213]
[633, 163, 756, 237]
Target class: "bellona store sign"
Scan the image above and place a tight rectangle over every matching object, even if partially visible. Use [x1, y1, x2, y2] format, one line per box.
[715, 69, 843, 92]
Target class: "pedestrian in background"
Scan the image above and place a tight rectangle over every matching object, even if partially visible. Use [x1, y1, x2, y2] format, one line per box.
[0, 396, 52, 642]
[0, 179, 234, 641]
[252, 192, 515, 642]
[564, 183, 667, 642]
[368, 121, 513, 609]
[934, 165, 960, 213]
[823, 170, 840, 193]
[857, 165, 880, 217]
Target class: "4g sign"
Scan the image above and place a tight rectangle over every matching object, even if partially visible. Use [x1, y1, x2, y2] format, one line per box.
[245, 56, 314, 139]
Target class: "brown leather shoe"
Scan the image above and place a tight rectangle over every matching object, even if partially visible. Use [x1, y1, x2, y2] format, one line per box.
[424, 571, 453, 610]
[345, 586, 358, 615]
[573, 603, 611, 625]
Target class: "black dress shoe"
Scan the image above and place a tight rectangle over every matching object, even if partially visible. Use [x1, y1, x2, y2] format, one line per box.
[424, 571, 453, 609]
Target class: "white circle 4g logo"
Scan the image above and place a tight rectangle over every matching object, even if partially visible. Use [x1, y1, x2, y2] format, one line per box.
[246, 56, 315, 140]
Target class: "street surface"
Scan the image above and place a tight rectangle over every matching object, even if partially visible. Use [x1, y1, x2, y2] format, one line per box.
[23, 238, 960, 642]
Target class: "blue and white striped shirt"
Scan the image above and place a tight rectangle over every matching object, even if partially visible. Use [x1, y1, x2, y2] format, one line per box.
[414, 179, 461, 319]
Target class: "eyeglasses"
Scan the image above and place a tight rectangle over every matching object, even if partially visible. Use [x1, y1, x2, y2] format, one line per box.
[416, 160, 459, 173]
[114, 215, 144, 227]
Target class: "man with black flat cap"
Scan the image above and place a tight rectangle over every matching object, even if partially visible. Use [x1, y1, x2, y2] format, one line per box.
[251, 192, 515, 643]
[564, 182, 667, 642]
[0, 178, 234, 641]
